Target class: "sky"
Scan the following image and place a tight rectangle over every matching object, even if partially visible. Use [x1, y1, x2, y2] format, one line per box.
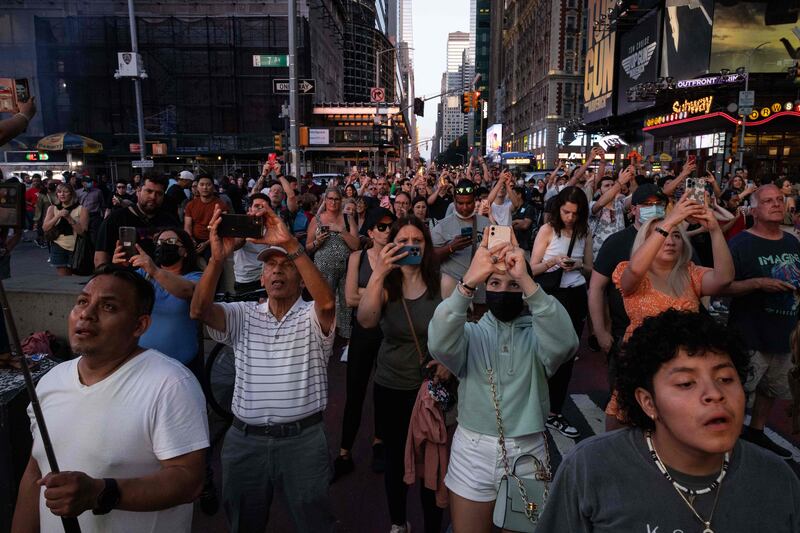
[411, 0, 470, 160]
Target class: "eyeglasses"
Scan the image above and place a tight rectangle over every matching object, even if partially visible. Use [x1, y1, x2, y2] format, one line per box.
[326, 197, 342, 202]
[156, 237, 183, 247]
[375, 222, 391, 232]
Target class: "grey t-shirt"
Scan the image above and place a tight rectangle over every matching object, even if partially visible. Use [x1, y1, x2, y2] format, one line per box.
[536, 428, 800, 532]
[430, 213, 490, 301]
[375, 291, 442, 391]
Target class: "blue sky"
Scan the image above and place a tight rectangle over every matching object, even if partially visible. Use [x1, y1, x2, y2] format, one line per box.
[412, 0, 470, 159]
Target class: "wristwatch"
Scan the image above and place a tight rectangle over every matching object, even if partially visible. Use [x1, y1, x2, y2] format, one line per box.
[286, 247, 306, 261]
[92, 478, 121, 515]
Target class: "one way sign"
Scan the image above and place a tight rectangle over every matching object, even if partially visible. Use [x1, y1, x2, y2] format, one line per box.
[272, 79, 316, 95]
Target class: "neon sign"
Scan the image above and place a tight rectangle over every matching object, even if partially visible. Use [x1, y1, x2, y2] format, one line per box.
[645, 97, 714, 127]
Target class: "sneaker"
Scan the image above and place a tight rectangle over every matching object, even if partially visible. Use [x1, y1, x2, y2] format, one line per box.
[546, 414, 581, 439]
[331, 454, 355, 484]
[198, 479, 219, 515]
[740, 426, 793, 459]
[389, 522, 411, 533]
[587, 335, 601, 352]
[372, 442, 386, 473]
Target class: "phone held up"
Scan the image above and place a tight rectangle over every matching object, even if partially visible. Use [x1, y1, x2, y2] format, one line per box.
[119, 226, 138, 259]
[395, 245, 422, 266]
[217, 214, 265, 239]
[685, 177, 707, 205]
[487, 225, 513, 271]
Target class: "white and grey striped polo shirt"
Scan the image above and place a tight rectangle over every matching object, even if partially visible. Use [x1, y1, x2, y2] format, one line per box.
[208, 297, 335, 425]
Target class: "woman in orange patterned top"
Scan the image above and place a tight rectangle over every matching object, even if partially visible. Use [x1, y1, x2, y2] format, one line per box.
[607, 193, 735, 420]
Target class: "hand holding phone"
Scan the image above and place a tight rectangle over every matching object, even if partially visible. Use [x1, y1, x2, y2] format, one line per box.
[119, 226, 137, 259]
[217, 214, 265, 238]
[395, 245, 422, 265]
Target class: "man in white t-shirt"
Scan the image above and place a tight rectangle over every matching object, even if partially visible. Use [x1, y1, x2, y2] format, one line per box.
[190, 203, 336, 532]
[486, 171, 515, 226]
[232, 193, 269, 295]
[12, 265, 209, 533]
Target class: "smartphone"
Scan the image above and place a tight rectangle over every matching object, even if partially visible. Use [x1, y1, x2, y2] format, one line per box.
[217, 214, 265, 238]
[562, 258, 576, 267]
[460, 226, 473, 238]
[119, 226, 138, 259]
[487, 225, 513, 271]
[268, 153, 277, 167]
[746, 179, 754, 188]
[686, 177, 707, 205]
[320, 225, 330, 233]
[395, 245, 422, 265]
[15, 78, 29, 102]
[688, 154, 697, 166]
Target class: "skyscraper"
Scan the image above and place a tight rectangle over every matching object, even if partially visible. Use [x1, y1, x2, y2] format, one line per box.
[439, 31, 471, 151]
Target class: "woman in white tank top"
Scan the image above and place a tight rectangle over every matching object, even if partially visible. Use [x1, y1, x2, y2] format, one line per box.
[529, 186, 593, 440]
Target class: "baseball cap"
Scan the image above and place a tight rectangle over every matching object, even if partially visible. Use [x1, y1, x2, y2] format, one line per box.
[631, 183, 667, 206]
[179, 170, 195, 182]
[256, 246, 289, 262]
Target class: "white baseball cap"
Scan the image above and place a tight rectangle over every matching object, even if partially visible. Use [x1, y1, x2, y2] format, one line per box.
[179, 170, 195, 181]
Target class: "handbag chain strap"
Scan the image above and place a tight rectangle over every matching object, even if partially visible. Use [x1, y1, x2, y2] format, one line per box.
[486, 363, 551, 521]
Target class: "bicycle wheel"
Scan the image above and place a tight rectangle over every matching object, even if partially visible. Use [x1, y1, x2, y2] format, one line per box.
[204, 342, 235, 423]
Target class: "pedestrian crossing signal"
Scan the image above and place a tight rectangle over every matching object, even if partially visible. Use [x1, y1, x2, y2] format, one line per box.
[461, 93, 471, 114]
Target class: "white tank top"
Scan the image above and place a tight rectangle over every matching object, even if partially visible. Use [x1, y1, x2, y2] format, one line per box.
[542, 227, 586, 288]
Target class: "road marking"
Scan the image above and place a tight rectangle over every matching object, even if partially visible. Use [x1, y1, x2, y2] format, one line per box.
[571, 394, 607, 436]
[547, 427, 576, 458]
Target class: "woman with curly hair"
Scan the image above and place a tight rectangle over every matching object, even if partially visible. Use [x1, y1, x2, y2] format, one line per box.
[537, 310, 800, 533]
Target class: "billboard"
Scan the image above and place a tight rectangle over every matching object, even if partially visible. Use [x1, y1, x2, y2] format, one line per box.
[485, 124, 502, 157]
[710, 2, 800, 74]
[584, 0, 617, 122]
[660, 0, 714, 80]
[617, 9, 661, 116]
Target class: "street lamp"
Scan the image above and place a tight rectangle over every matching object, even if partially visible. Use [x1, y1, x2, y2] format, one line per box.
[737, 41, 770, 168]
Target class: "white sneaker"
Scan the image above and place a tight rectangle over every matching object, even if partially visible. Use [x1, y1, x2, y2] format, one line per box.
[389, 522, 411, 533]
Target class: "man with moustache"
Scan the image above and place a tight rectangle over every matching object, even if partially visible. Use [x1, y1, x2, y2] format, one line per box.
[12, 265, 208, 532]
[94, 174, 178, 266]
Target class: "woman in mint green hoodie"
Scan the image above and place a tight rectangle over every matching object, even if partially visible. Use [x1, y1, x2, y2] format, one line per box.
[427, 230, 578, 533]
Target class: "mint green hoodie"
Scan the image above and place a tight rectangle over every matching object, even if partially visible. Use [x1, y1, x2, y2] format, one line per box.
[427, 287, 578, 437]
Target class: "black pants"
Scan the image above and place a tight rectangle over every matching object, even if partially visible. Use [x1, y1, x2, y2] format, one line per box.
[373, 383, 443, 532]
[340, 322, 384, 451]
[548, 284, 588, 414]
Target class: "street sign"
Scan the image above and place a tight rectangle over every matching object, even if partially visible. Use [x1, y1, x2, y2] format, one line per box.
[132, 160, 154, 168]
[739, 90, 755, 109]
[272, 79, 316, 95]
[253, 55, 288, 68]
[370, 87, 385, 103]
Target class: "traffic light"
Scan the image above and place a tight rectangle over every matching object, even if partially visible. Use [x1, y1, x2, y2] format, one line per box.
[731, 124, 740, 157]
[461, 93, 471, 114]
[414, 97, 425, 117]
[274, 134, 282, 151]
[470, 91, 480, 111]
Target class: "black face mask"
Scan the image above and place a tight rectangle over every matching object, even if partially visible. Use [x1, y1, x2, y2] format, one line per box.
[153, 243, 181, 267]
[486, 290, 525, 322]
[47, 184, 57, 192]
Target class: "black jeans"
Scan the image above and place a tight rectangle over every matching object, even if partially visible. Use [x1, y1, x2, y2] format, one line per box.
[548, 284, 588, 414]
[340, 322, 384, 451]
[373, 383, 443, 532]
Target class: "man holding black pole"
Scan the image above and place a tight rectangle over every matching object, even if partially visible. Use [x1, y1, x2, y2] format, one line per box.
[12, 265, 208, 532]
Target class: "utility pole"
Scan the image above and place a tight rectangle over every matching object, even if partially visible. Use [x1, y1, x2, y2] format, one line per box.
[288, 0, 300, 177]
[128, 0, 146, 162]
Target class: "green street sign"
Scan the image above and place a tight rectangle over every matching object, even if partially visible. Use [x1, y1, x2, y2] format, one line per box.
[252, 55, 288, 67]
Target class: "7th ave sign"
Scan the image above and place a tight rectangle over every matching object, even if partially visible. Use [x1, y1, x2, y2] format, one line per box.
[272, 79, 316, 95]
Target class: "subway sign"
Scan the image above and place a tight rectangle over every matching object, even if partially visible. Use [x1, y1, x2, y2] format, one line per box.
[25, 152, 50, 161]
[745, 101, 800, 120]
[644, 96, 714, 127]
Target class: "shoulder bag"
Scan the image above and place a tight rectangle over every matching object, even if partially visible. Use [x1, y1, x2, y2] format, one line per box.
[482, 349, 551, 531]
[533, 230, 577, 294]
[400, 297, 456, 412]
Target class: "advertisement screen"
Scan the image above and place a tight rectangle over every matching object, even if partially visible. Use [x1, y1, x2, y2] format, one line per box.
[584, 0, 617, 122]
[660, 0, 714, 80]
[485, 124, 502, 157]
[710, 2, 800, 74]
[617, 10, 661, 116]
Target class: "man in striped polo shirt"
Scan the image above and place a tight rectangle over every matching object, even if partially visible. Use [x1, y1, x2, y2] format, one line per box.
[190, 204, 336, 533]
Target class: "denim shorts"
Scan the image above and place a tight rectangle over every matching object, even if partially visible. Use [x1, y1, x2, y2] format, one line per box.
[444, 425, 548, 502]
[49, 242, 72, 268]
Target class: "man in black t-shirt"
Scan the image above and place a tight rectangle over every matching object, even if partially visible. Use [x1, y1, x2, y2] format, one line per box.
[94, 175, 178, 267]
[164, 171, 193, 220]
[724, 184, 800, 459]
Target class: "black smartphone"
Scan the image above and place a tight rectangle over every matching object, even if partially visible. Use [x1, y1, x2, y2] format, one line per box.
[320, 225, 330, 233]
[119, 226, 137, 259]
[395, 245, 422, 265]
[0, 182, 24, 228]
[15, 79, 29, 102]
[217, 214, 264, 238]
[460, 226, 473, 238]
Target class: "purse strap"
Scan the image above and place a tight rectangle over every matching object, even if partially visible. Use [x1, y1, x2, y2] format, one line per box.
[482, 350, 551, 521]
[400, 296, 427, 367]
[565, 229, 578, 258]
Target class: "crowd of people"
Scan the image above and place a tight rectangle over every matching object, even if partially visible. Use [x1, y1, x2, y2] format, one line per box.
[8, 150, 800, 533]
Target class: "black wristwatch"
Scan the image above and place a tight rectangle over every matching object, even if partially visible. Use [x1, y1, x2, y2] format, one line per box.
[92, 478, 120, 515]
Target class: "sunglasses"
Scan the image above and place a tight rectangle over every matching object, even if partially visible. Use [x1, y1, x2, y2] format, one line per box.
[375, 222, 391, 232]
[455, 186, 474, 195]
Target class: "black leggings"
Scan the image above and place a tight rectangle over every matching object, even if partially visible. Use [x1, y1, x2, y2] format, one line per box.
[339, 322, 384, 451]
[373, 383, 443, 532]
[548, 284, 588, 414]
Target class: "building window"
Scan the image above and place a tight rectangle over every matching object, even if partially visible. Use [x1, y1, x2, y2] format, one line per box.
[566, 15, 576, 30]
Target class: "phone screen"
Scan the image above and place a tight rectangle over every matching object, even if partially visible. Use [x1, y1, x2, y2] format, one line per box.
[119, 226, 137, 259]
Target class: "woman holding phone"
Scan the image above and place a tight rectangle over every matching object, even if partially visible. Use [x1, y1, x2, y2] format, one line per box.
[357, 216, 446, 533]
[307, 187, 361, 339]
[42, 183, 89, 276]
[529, 186, 592, 439]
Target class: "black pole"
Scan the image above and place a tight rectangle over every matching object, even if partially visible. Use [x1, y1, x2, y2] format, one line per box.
[0, 278, 81, 532]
